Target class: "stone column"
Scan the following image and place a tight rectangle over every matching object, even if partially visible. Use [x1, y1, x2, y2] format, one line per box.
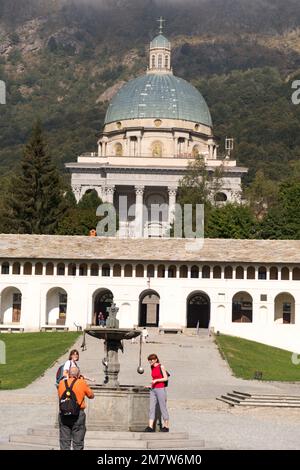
[134, 186, 145, 238]
[173, 136, 177, 157]
[168, 187, 177, 225]
[138, 136, 142, 156]
[73, 185, 82, 203]
[106, 186, 115, 204]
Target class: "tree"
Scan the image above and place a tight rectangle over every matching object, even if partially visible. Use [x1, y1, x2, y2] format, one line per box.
[244, 170, 279, 220]
[56, 190, 103, 235]
[206, 204, 258, 239]
[260, 181, 300, 239]
[178, 155, 224, 207]
[4, 121, 66, 234]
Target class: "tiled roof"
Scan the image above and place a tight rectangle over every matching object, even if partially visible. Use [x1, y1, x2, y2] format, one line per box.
[0, 235, 299, 264]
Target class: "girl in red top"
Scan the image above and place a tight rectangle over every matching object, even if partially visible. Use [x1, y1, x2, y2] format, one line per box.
[144, 353, 170, 432]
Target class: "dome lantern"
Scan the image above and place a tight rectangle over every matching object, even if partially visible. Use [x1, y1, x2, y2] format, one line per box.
[148, 17, 172, 74]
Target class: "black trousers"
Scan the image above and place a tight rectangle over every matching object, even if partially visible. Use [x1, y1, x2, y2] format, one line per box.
[59, 409, 86, 450]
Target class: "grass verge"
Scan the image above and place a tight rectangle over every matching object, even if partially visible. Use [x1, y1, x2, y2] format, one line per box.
[215, 334, 300, 381]
[0, 332, 81, 389]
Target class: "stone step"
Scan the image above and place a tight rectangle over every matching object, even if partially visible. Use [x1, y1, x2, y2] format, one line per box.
[233, 390, 300, 400]
[10, 433, 205, 450]
[219, 391, 300, 408]
[27, 428, 189, 440]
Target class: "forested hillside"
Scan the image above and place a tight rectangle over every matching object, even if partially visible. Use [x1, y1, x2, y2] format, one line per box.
[1, 0, 300, 181]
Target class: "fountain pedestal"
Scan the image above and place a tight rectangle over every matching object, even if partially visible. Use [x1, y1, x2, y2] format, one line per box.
[84, 318, 149, 431]
[86, 385, 149, 431]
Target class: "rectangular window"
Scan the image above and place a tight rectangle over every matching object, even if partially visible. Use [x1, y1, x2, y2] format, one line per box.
[260, 295, 267, 302]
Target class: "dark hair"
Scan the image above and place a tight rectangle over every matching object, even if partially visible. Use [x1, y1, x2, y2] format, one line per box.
[147, 353, 159, 362]
[69, 349, 79, 360]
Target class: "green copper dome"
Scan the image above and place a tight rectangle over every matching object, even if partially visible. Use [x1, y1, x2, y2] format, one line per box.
[150, 34, 171, 49]
[104, 74, 212, 127]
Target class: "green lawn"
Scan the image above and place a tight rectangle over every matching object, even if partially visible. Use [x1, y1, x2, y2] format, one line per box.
[215, 334, 300, 381]
[0, 332, 81, 389]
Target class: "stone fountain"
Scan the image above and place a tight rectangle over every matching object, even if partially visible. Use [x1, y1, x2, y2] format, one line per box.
[83, 303, 149, 431]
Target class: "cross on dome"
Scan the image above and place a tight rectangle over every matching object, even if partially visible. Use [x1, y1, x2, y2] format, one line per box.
[157, 16, 165, 34]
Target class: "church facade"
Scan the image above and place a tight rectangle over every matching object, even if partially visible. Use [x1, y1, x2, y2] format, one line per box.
[0, 235, 300, 354]
[66, 28, 247, 236]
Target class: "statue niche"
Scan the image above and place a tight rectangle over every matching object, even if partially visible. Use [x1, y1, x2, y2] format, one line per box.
[151, 141, 163, 157]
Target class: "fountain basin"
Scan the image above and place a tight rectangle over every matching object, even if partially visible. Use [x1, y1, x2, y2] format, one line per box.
[86, 385, 150, 431]
[86, 328, 141, 341]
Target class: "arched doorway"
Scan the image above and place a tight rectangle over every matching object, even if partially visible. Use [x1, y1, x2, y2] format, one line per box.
[46, 287, 68, 325]
[139, 290, 160, 327]
[93, 289, 113, 325]
[187, 292, 210, 328]
[0, 287, 22, 324]
[274, 292, 295, 324]
[232, 291, 253, 323]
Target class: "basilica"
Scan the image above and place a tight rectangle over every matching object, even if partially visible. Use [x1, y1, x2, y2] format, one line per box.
[0, 26, 299, 355]
[66, 26, 247, 236]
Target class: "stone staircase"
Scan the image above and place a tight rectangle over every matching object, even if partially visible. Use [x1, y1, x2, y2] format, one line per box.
[8, 426, 206, 450]
[218, 390, 300, 408]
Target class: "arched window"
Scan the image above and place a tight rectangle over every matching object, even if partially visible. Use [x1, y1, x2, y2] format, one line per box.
[202, 265, 210, 279]
[151, 141, 163, 157]
[114, 143, 123, 157]
[247, 266, 255, 280]
[215, 192, 228, 203]
[258, 266, 267, 280]
[35, 263, 43, 275]
[91, 263, 99, 276]
[102, 264, 111, 277]
[157, 265, 165, 278]
[232, 292, 253, 323]
[168, 265, 176, 278]
[147, 265, 155, 278]
[68, 263, 76, 276]
[180, 265, 188, 278]
[292, 267, 300, 280]
[113, 264, 121, 277]
[152, 55, 155, 68]
[236, 266, 244, 279]
[191, 265, 199, 278]
[158, 54, 162, 69]
[1, 262, 9, 275]
[124, 264, 132, 277]
[57, 263, 65, 276]
[46, 263, 54, 276]
[24, 262, 32, 275]
[79, 263, 87, 276]
[270, 267, 278, 280]
[12, 262, 21, 275]
[136, 264, 144, 277]
[281, 267, 289, 281]
[213, 266, 221, 279]
[224, 266, 233, 279]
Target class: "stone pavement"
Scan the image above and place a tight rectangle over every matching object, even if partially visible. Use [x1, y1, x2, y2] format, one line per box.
[1, 329, 300, 449]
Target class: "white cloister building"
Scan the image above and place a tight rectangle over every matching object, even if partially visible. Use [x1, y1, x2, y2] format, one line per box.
[66, 28, 247, 236]
[0, 235, 300, 353]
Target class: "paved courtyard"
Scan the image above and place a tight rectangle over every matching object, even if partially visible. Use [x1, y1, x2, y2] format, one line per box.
[1, 329, 300, 449]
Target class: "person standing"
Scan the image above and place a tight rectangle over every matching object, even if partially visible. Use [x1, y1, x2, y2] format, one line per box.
[63, 349, 80, 379]
[144, 353, 169, 432]
[58, 366, 94, 450]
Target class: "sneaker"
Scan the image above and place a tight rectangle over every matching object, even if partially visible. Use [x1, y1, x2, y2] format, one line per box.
[161, 427, 169, 432]
[144, 426, 154, 432]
